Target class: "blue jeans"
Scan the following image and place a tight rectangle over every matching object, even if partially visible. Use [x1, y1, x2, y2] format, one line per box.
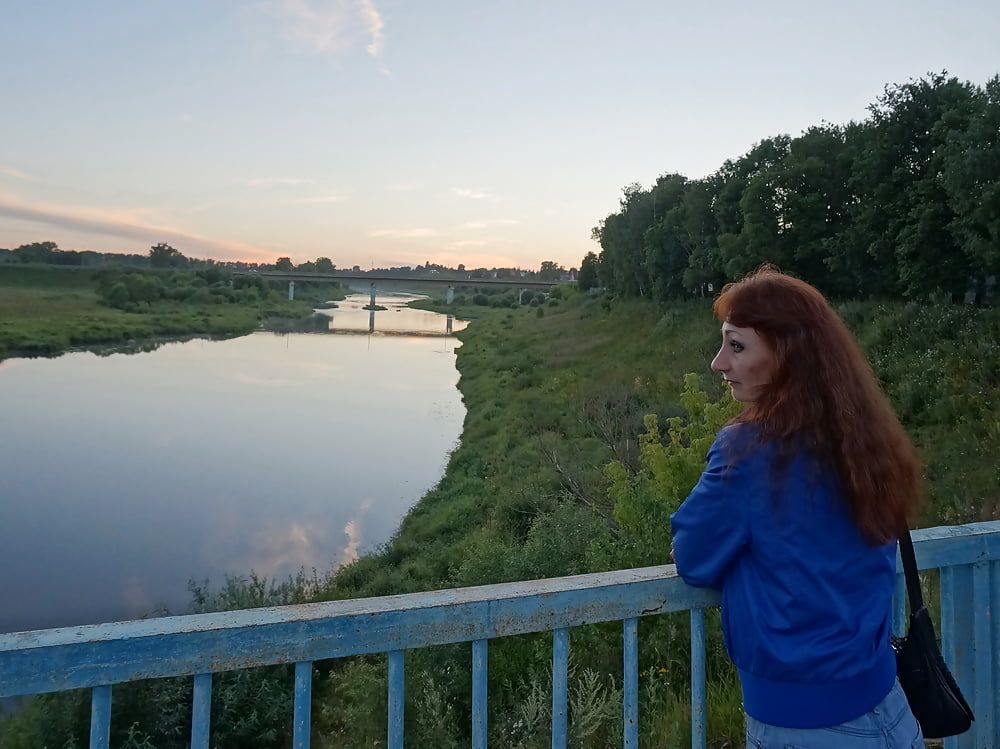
[745, 679, 924, 748]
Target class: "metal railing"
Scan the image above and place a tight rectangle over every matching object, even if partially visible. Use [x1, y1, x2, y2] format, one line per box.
[2, 520, 999, 748]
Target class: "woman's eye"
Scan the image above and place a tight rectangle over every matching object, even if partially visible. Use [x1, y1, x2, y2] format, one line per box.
[730, 341, 744, 353]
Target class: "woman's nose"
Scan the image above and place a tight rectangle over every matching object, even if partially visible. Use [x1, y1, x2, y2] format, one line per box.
[711, 348, 727, 372]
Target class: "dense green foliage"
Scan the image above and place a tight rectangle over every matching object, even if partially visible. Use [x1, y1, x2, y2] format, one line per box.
[0, 265, 345, 360]
[589, 73, 1000, 302]
[1, 288, 997, 746]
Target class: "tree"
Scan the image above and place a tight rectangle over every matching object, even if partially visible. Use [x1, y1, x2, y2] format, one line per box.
[577, 251, 601, 291]
[149, 243, 186, 268]
[940, 75, 1000, 282]
[13, 241, 59, 264]
[275, 257, 294, 271]
[315, 257, 335, 273]
[538, 261, 565, 281]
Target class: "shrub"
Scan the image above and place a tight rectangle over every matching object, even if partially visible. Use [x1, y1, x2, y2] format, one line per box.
[105, 281, 129, 309]
[473, 294, 490, 306]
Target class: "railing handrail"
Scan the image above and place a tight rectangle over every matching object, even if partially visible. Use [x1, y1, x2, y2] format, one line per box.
[3, 520, 1000, 700]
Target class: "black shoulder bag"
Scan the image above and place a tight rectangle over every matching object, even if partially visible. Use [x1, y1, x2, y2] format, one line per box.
[892, 529, 974, 739]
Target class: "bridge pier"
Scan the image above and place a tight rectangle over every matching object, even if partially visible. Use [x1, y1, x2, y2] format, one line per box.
[288, 281, 295, 301]
[446, 285, 455, 305]
[370, 282, 377, 308]
[518, 288, 526, 305]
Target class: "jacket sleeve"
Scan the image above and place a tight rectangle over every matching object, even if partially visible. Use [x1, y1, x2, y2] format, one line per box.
[669, 429, 753, 589]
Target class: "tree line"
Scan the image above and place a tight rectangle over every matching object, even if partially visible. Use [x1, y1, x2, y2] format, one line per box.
[582, 73, 1000, 302]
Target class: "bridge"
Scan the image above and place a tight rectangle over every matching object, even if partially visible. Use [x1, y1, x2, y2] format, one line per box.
[236, 271, 560, 289]
[2, 520, 998, 748]
[234, 271, 561, 304]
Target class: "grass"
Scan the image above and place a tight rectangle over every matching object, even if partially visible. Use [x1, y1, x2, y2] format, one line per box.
[0, 264, 345, 360]
[1, 282, 995, 747]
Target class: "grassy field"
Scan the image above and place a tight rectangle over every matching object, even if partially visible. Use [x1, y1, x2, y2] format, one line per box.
[0, 265, 345, 360]
[1, 285, 996, 747]
[308, 289, 998, 747]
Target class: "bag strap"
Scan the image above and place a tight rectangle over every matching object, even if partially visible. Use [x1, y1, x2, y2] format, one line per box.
[898, 528, 924, 613]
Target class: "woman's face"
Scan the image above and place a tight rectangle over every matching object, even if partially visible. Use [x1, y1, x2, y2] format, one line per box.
[711, 322, 774, 402]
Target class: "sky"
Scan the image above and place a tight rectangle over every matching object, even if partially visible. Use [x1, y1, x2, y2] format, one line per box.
[1, 1, 999, 271]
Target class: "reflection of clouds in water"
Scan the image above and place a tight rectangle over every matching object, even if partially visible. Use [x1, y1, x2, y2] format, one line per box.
[222, 520, 330, 580]
[339, 497, 375, 566]
[340, 520, 362, 565]
[237, 362, 341, 387]
[237, 373, 297, 387]
[290, 361, 342, 378]
[121, 575, 153, 617]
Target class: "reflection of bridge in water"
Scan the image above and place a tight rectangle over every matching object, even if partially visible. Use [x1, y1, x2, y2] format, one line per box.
[316, 293, 466, 338]
[329, 310, 455, 337]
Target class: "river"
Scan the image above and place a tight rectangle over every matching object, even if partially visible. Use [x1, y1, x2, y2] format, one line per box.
[0, 293, 467, 633]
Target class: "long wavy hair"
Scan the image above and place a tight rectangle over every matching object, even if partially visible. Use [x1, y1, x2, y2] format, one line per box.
[713, 268, 921, 544]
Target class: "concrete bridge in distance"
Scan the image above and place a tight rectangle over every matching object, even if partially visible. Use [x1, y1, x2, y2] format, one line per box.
[233, 270, 562, 304]
[233, 271, 560, 290]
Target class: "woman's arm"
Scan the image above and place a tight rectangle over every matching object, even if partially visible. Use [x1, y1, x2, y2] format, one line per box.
[669, 430, 753, 589]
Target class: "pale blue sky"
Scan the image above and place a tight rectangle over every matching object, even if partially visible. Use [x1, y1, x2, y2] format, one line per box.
[1, 1, 998, 270]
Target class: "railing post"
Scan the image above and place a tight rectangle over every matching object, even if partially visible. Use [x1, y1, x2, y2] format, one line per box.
[388, 650, 405, 749]
[892, 573, 907, 636]
[690, 609, 706, 749]
[942, 566, 975, 749]
[552, 628, 569, 749]
[972, 563, 994, 748]
[472, 639, 488, 749]
[89, 685, 112, 749]
[992, 560, 1000, 749]
[293, 661, 313, 749]
[623, 617, 638, 749]
[191, 673, 212, 749]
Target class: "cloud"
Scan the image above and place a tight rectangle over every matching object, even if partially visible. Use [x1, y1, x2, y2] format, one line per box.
[248, 177, 314, 188]
[285, 193, 348, 204]
[449, 239, 488, 248]
[387, 182, 422, 192]
[357, 0, 384, 57]
[452, 187, 496, 200]
[269, 0, 386, 61]
[0, 192, 276, 261]
[460, 219, 520, 229]
[0, 165, 37, 182]
[368, 227, 437, 238]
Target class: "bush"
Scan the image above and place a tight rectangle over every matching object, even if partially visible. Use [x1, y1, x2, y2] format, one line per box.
[105, 281, 129, 309]
[473, 294, 490, 306]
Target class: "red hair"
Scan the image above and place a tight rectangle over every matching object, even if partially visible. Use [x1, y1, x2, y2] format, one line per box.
[713, 268, 921, 543]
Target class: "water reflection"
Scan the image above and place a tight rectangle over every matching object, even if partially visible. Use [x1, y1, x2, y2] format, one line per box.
[0, 307, 466, 633]
[318, 292, 469, 338]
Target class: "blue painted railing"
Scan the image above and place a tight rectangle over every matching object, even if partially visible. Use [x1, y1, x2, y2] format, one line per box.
[2, 521, 999, 748]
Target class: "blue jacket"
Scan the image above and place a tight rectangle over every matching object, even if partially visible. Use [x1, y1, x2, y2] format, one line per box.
[669, 424, 897, 728]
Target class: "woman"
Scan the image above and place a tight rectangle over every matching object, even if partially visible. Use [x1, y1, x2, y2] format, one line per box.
[670, 268, 924, 748]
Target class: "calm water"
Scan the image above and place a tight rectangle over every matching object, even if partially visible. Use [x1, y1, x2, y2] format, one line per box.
[0, 293, 467, 633]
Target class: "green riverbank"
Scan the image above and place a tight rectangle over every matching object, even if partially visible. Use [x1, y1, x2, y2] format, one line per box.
[2, 288, 996, 747]
[0, 265, 346, 361]
[306, 290, 998, 747]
